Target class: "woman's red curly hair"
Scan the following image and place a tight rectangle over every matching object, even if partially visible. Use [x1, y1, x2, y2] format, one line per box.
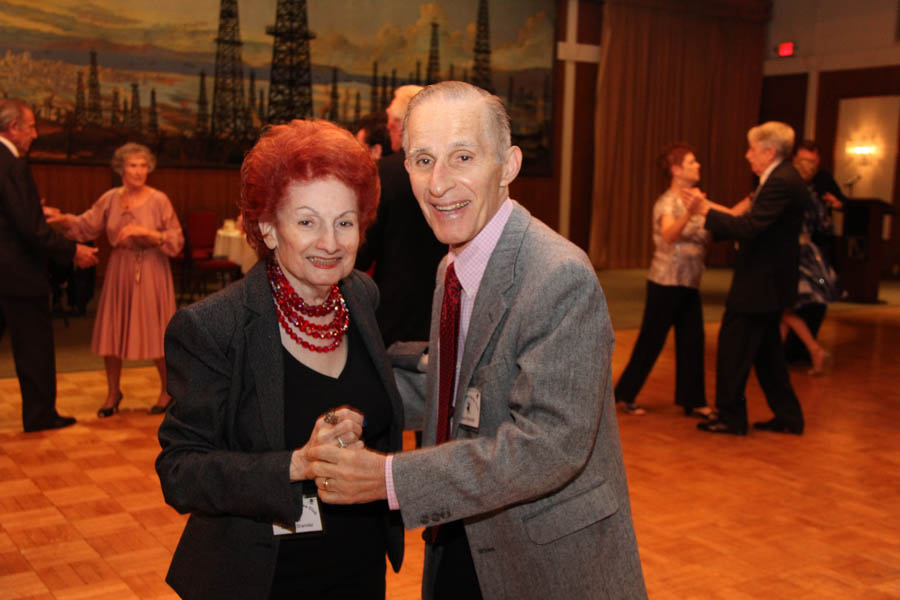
[240, 119, 380, 258]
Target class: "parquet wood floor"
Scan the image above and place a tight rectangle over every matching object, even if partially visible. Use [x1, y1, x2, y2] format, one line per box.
[1, 304, 898, 598]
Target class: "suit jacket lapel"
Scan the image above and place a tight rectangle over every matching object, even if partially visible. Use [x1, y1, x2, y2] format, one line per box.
[242, 262, 286, 451]
[452, 203, 528, 432]
[341, 273, 406, 441]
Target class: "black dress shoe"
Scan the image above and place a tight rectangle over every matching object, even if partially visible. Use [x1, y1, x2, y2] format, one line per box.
[697, 418, 747, 435]
[753, 418, 803, 435]
[24, 415, 77, 433]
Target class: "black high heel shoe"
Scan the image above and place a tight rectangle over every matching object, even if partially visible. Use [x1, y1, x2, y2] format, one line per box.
[148, 397, 173, 415]
[97, 393, 123, 418]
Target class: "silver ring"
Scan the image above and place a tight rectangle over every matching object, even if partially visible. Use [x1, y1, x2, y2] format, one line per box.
[323, 478, 330, 489]
[337, 437, 346, 448]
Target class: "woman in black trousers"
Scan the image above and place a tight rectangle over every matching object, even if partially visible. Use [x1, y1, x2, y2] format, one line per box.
[615, 143, 745, 416]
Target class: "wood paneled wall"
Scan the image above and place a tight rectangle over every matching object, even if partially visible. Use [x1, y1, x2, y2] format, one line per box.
[31, 164, 243, 221]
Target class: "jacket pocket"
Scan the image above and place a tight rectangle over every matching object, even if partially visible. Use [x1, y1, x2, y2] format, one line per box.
[522, 482, 619, 545]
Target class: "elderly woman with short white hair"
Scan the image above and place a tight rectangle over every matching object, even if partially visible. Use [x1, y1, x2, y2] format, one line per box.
[49, 142, 184, 416]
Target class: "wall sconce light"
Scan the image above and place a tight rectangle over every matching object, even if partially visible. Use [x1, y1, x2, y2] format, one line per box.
[845, 142, 880, 166]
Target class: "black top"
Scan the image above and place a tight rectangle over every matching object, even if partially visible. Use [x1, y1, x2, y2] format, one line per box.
[271, 322, 392, 598]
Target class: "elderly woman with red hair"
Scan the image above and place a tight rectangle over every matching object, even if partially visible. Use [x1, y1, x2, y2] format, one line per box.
[156, 120, 404, 599]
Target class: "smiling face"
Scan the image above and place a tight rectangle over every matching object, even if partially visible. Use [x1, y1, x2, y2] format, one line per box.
[122, 154, 149, 189]
[404, 95, 521, 253]
[259, 177, 360, 302]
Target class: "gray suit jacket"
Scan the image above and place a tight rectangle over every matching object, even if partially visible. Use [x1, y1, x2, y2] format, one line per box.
[391, 202, 646, 599]
[156, 263, 404, 599]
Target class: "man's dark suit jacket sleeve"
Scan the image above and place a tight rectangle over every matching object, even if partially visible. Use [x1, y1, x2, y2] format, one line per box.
[705, 175, 795, 241]
[2, 157, 75, 265]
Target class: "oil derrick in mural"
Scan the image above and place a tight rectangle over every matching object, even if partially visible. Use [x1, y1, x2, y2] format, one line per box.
[128, 83, 142, 132]
[266, 0, 315, 123]
[327, 67, 339, 122]
[211, 0, 247, 139]
[370, 61, 378, 113]
[148, 89, 159, 137]
[472, 0, 493, 92]
[426, 22, 440, 85]
[74, 72, 86, 126]
[87, 50, 102, 125]
[196, 71, 209, 137]
[110, 88, 121, 128]
[247, 70, 256, 122]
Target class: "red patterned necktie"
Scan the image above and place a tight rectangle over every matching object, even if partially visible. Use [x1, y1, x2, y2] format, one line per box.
[430, 262, 461, 544]
[436, 262, 462, 445]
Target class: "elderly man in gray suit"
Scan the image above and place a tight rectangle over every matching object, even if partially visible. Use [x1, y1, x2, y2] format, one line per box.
[311, 81, 646, 599]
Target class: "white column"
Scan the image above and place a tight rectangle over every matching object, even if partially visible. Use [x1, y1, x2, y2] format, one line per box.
[556, 0, 602, 238]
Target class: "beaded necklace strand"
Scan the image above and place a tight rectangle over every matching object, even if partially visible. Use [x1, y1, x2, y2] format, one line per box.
[266, 259, 349, 353]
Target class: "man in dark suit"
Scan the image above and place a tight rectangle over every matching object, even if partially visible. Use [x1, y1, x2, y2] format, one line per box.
[0, 98, 97, 432]
[311, 82, 646, 599]
[355, 85, 447, 348]
[696, 121, 806, 435]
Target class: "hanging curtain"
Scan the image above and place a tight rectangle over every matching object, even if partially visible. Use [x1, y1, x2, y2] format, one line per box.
[589, 0, 770, 268]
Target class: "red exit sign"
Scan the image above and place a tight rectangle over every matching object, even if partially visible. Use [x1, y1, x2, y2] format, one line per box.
[777, 41, 795, 57]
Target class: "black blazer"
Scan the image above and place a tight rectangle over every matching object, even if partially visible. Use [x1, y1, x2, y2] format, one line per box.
[355, 151, 446, 346]
[0, 144, 75, 296]
[156, 263, 405, 600]
[705, 160, 806, 314]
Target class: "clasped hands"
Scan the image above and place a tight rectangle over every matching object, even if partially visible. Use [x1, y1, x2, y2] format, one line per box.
[289, 406, 388, 505]
[679, 187, 710, 215]
[679, 188, 752, 217]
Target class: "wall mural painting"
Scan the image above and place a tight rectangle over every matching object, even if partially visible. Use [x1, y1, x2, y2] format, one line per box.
[0, 0, 555, 175]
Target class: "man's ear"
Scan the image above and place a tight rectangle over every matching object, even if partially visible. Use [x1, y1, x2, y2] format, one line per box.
[500, 145, 522, 187]
[370, 144, 383, 161]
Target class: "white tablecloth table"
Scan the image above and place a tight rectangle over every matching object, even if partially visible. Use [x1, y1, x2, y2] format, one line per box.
[213, 228, 257, 274]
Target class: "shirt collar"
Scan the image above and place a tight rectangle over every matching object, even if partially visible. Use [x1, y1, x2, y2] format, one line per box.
[449, 198, 514, 297]
[0, 135, 19, 158]
[758, 158, 781, 189]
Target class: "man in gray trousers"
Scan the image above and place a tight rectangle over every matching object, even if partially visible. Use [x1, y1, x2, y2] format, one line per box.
[311, 82, 646, 599]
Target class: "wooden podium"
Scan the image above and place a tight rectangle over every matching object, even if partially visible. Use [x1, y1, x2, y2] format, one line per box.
[837, 198, 894, 303]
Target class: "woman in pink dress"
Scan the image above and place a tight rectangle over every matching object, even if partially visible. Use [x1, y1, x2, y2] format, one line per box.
[50, 143, 184, 417]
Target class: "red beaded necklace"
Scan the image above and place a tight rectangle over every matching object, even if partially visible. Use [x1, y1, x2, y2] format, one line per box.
[266, 259, 349, 353]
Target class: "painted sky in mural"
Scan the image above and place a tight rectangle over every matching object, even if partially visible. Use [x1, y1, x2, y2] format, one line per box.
[0, 0, 554, 165]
